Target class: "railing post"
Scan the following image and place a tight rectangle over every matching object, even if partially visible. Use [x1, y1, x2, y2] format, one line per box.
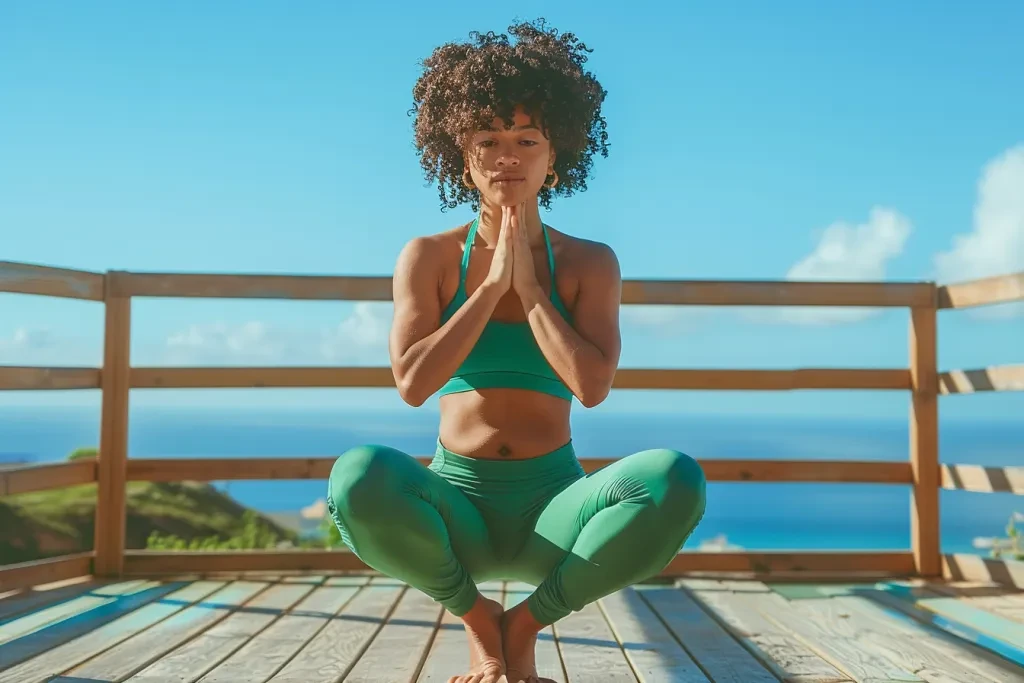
[94, 271, 131, 576]
[910, 290, 940, 577]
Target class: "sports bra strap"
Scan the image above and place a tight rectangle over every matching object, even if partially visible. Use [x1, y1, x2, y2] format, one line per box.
[541, 222, 556, 278]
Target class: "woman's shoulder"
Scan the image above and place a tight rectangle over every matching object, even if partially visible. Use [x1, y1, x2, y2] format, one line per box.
[396, 222, 471, 265]
[548, 226, 620, 279]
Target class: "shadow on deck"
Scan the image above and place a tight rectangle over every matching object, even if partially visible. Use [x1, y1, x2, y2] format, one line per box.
[0, 572, 1022, 682]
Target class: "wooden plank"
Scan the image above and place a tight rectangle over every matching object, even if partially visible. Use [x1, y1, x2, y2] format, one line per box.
[198, 578, 368, 682]
[676, 579, 728, 592]
[937, 272, 1024, 309]
[123, 550, 366, 574]
[0, 553, 93, 593]
[943, 555, 1024, 590]
[122, 549, 916, 577]
[685, 588, 851, 682]
[0, 581, 225, 683]
[0, 580, 185, 674]
[622, 279, 933, 307]
[910, 305, 940, 577]
[0, 579, 148, 646]
[344, 587, 443, 682]
[641, 587, 779, 682]
[112, 271, 394, 301]
[661, 551, 915, 575]
[610, 368, 911, 391]
[940, 365, 1024, 394]
[941, 465, 1024, 494]
[94, 277, 131, 578]
[755, 591, 922, 682]
[791, 596, 993, 683]
[718, 580, 773, 593]
[126, 580, 314, 682]
[125, 456, 912, 484]
[554, 600, 637, 682]
[864, 583, 1024, 669]
[965, 597, 1024, 625]
[898, 593, 1024, 652]
[502, 582, 564, 683]
[418, 582, 505, 683]
[0, 460, 97, 496]
[265, 579, 405, 682]
[65, 579, 271, 681]
[836, 593, 1024, 683]
[0, 576, 98, 622]
[128, 366, 911, 391]
[0, 366, 101, 390]
[113, 270, 934, 307]
[0, 261, 105, 300]
[598, 588, 709, 682]
[924, 584, 1024, 624]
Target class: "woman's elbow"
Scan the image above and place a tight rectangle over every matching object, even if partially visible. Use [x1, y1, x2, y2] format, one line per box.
[393, 366, 429, 407]
[577, 371, 614, 408]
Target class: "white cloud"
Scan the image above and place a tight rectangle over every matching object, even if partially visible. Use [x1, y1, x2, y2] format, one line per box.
[751, 206, 913, 325]
[164, 303, 393, 365]
[320, 303, 391, 361]
[934, 144, 1024, 317]
[0, 327, 57, 353]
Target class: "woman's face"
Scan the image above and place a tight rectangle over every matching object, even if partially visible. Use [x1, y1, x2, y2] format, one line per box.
[465, 105, 554, 207]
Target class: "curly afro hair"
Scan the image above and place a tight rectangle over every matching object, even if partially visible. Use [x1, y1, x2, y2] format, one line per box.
[410, 18, 610, 211]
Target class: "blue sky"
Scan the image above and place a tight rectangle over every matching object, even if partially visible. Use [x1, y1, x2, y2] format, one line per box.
[1, 1, 1022, 421]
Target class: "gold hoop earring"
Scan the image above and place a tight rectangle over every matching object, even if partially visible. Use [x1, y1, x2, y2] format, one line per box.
[462, 169, 475, 189]
[545, 170, 559, 189]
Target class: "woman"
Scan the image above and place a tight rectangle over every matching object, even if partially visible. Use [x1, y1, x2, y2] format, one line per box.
[328, 20, 706, 683]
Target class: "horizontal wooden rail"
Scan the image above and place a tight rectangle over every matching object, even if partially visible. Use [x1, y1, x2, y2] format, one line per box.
[122, 549, 914, 577]
[943, 554, 1024, 589]
[1, 459, 98, 496]
[0, 366, 101, 390]
[941, 464, 1024, 494]
[125, 456, 912, 484]
[937, 271, 1024, 309]
[939, 364, 1024, 394]
[0, 261, 105, 301]
[109, 270, 935, 307]
[128, 366, 911, 391]
[0, 553, 94, 592]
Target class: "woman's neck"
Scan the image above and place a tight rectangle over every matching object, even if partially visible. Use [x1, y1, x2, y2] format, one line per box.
[476, 200, 545, 248]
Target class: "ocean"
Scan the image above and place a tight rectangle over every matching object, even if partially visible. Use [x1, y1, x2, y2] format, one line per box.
[2, 405, 1021, 555]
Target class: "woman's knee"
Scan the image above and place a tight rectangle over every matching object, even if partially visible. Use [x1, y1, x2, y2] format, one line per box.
[328, 444, 408, 520]
[636, 448, 707, 516]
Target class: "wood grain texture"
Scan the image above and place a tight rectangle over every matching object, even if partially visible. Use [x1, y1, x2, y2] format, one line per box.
[599, 588, 710, 682]
[0, 261, 104, 300]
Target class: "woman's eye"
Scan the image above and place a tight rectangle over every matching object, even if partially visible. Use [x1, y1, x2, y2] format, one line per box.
[519, 140, 537, 146]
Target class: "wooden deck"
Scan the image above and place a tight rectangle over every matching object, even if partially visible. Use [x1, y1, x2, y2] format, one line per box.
[0, 574, 1021, 682]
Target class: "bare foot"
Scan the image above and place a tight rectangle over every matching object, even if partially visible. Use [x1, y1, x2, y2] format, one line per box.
[501, 601, 557, 683]
[447, 595, 506, 683]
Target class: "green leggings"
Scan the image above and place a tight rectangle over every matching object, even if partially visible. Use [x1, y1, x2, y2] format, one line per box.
[327, 440, 706, 625]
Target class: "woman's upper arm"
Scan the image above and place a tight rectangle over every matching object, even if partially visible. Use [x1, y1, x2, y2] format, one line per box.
[389, 237, 443, 365]
[572, 241, 622, 365]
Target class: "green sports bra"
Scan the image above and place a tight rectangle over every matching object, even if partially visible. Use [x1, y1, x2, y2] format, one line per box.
[437, 217, 574, 401]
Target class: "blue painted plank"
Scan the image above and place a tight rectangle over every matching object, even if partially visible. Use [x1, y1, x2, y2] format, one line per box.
[0, 581, 188, 672]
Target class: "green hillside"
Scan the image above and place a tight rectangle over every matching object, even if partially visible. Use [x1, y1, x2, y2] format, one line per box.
[1, 449, 301, 564]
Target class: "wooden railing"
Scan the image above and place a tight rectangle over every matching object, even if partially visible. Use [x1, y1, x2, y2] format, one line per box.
[1, 260, 1022, 591]
[934, 272, 1024, 588]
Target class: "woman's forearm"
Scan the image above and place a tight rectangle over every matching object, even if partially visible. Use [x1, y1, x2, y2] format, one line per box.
[519, 284, 617, 407]
[393, 283, 503, 406]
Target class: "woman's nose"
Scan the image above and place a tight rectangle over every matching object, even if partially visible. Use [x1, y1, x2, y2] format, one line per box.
[496, 154, 520, 168]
